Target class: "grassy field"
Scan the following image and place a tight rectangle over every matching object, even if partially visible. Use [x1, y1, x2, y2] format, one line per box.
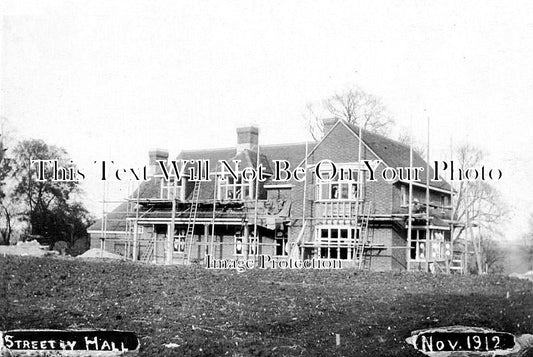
[1, 256, 532, 356]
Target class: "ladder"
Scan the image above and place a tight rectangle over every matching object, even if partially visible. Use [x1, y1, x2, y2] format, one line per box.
[355, 203, 372, 269]
[141, 239, 155, 262]
[449, 250, 465, 274]
[184, 180, 202, 263]
[125, 204, 134, 260]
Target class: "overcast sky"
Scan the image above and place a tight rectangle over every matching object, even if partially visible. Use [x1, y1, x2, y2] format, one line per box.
[1, 0, 532, 240]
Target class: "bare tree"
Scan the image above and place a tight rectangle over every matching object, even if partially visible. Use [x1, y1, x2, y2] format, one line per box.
[480, 236, 505, 273]
[304, 86, 395, 140]
[451, 144, 508, 273]
[522, 213, 533, 271]
[0, 200, 15, 245]
[0, 118, 14, 244]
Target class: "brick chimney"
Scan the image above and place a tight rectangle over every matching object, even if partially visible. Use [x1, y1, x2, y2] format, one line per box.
[322, 118, 340, 134]
[236, 126, 259, 152]
[148, 148, 169, 177]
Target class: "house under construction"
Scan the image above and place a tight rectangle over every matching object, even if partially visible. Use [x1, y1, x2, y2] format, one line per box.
[88, 118, 464, 272]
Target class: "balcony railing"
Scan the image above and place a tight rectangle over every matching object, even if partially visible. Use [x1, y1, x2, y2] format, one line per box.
[315, 201, 360, 219]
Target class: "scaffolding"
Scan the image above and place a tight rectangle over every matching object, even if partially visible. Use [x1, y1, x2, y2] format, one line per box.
[95, 123, 469, 273]
[297, 125, 381, 270]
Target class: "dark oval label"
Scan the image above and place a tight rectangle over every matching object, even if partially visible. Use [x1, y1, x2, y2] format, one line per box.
[414, 331, 515, 353]
[3, 330, 139, 352]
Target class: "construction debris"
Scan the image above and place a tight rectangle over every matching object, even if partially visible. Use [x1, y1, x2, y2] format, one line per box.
[0, 240, 55, 257]
[508, 271, 533, 283]
[77, 248, 124, 260]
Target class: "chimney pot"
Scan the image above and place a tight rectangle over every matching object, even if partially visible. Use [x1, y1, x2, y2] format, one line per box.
[322, 118, 340, 134]
[236, 126, 259, 152]
[148, 148, 169, 176]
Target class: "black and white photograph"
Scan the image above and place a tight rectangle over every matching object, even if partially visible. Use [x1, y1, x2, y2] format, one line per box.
[1, 1, 532, 356]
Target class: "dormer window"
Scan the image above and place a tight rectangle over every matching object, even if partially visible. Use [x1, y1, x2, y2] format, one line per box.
[440, 194, 449, 209]
[218, 174, 253, 201]
[160, 177, 184, 200]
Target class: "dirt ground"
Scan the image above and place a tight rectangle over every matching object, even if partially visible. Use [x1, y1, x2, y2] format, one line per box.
[1, 256, 532, 356]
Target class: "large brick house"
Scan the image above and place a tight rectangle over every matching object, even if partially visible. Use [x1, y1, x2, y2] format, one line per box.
[88, 118, 456, 271]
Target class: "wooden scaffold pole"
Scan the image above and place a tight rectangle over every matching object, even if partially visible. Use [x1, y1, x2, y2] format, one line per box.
[426, 116, 431, 272]
[132, 181, 141, 261]
[464, 183, 469, 274]
[125, 180, 132, 259]
[352, 125, 363, 264]
[100, 181, 107, 258]
[299, 140, 309, 260]
[167, 177, 177, 265]
[252, 133, 261, 263]
[210, 163, 218, 258]
[407, 127, 414, 271]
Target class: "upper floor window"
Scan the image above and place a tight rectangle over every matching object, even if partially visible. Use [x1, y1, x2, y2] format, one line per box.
[160, 177, 184, 200]
[218, 174, 253, 201]
[440, 194, 450, 208]
[401, 185, 408, 206]
[316, 164, 362, 201]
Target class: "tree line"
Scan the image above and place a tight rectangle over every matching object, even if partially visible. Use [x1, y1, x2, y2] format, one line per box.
[0, 122, 93, 254]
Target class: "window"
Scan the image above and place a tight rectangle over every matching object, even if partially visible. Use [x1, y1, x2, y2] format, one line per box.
[431, 231, 445, 261]
[401, 185, 408, 206]
[316, 165, 362, 201]
[275, 228, 288, 256]
[161, 177, 183, 200]
[249, 235, 259, 256]
[275, 237, 287, 256]
[316, 226, 359, 260]
[173, 229, 186, 252]
[218, 174, 253, 201]
[233, 231, 260, 256]
[234, 235, 244, 256]
[440, 195, 449, 208]
[410, 229, 426, 261]
[410, 229, 446, 261]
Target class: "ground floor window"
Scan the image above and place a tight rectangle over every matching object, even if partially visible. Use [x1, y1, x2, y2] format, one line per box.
[232, 228, 263, 256]
[173, 229, 186, 252]
[410, 229, 448, 261]
[234, 235, 244, 256]
[410, 229, 426, 261]
[275, 227, 288, 256]
[316, 226, 359, 260]
[249, 235, 259, 255]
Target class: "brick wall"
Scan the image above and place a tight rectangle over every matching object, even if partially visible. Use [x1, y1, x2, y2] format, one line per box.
[366, 226, 392, 271]
[286, 123, 396, 243]
[391, 227, 408, 270]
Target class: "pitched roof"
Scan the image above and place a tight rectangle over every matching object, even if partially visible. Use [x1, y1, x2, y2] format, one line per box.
[341, 120, 451, 191]
[90, 122, 450, 233]
[177, 143, 315, 172]
[177, 143, 316, 200]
